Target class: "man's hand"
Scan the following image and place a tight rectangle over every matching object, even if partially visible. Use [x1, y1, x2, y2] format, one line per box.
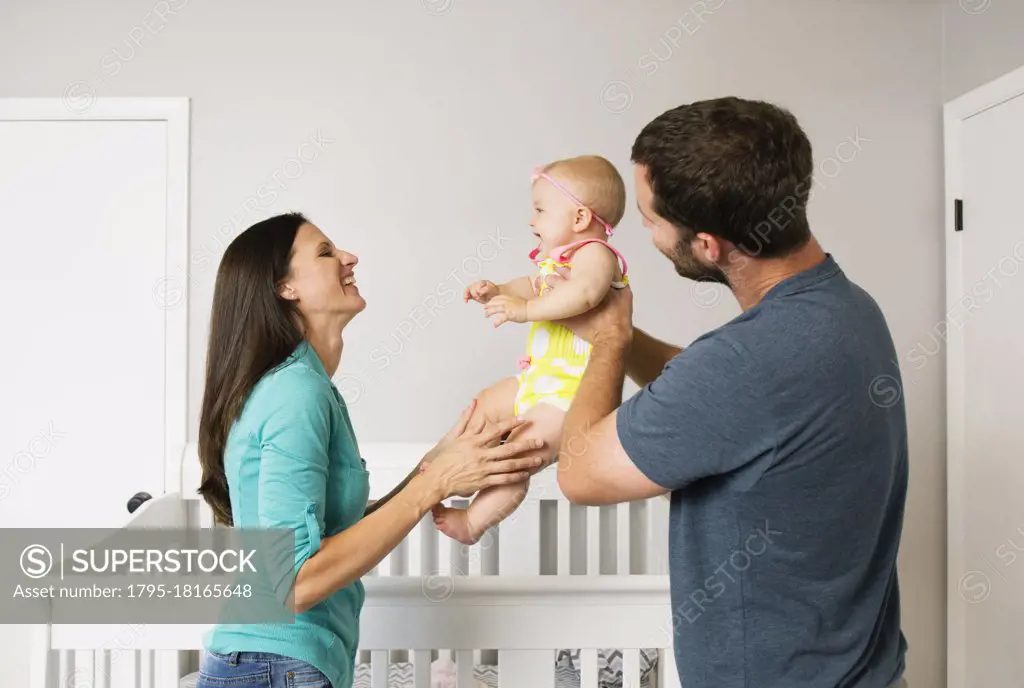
[483, 294, 530, 327]
[464, 280, 500, 304]
[555, 286, 634, 348]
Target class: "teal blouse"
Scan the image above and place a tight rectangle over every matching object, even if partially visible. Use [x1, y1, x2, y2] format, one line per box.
[204, 340, 370, 688]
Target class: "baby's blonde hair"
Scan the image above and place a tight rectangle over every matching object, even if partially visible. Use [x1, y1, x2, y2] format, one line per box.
[539, 155, 627, 229]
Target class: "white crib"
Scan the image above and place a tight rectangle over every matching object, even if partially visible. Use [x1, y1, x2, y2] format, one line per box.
[30, 442, 679, 688]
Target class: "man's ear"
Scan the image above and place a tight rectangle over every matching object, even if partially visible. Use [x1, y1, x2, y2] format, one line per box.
[692, 232, 714, 261]
[696, 232, 728, 263]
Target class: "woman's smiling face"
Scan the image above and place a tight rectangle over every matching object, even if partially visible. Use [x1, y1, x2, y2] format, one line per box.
[279, 222, 365, 321]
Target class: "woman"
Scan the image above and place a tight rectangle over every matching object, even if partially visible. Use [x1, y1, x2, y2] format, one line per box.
[195, 212, 545, 688]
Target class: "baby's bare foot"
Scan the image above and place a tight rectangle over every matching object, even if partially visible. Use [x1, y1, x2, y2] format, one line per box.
[432, 505, 483, 546]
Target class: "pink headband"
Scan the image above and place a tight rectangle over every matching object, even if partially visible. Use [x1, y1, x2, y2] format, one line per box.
[532, 167, 615, 237]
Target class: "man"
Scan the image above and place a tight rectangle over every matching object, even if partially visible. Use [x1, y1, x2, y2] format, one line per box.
[556, 97, 909, 688]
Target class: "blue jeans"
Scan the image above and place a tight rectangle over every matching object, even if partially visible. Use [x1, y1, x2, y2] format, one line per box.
[197, 651, 333, 688]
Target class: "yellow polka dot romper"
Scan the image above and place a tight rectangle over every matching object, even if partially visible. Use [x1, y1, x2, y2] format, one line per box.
[513, 239, 629, 416]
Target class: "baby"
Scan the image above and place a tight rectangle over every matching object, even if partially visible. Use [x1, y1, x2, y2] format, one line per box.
[431, 155, 629, 545]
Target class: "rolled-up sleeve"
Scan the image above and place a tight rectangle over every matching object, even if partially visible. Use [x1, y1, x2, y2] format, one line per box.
[256, 369, 332, 601]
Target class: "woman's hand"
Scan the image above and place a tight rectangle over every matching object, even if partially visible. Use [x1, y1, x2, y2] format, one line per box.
[419, 402, 545, 500]
[419, 398, 480, 468]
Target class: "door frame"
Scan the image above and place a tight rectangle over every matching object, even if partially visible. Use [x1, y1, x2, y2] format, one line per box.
[0, 97, 190, 497]
[943, 63, 1024, 688]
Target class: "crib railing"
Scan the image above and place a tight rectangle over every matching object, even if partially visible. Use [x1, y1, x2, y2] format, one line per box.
[31, 442, 680, 688]
[362, 449, 671, 577]
[358, 575, 677, 688]
[33, 575, 679, 688]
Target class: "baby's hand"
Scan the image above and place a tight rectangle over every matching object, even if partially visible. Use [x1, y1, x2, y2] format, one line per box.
[464, 280, 499, 303]
[483, 294, 529, 327]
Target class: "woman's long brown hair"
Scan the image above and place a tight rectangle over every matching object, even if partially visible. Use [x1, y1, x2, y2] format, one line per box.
[197, 212, 309, 526]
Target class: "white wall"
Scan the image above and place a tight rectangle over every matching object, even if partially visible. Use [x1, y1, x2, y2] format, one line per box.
[0, 0, 959, 686]
[943, 0, 1024, 100]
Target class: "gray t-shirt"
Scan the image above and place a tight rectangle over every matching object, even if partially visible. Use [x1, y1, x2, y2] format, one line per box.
[618, 255, 908, 688]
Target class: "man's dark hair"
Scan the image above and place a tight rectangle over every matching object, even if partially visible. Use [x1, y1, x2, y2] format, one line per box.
[631, 97, 814, 258]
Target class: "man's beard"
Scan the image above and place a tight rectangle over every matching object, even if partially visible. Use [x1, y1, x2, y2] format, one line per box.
[664, 236, 730, 286]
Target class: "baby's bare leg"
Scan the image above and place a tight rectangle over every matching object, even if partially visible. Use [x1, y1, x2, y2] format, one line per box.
[473, 375, 519, 426]
[432, 376, 519, 545]
[455, 402, 566, 544]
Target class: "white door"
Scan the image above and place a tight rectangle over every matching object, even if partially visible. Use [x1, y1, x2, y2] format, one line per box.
[0, 99, 188, 529]
[945, 66, 1024, 688]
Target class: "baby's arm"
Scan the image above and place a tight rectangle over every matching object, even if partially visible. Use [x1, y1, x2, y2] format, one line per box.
[499, 276, 537, 300]
[465, 276, 535, 304]
[522, 243, 618, 322]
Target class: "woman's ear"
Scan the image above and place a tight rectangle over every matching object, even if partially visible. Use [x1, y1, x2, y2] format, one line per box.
[277, 279, 298, 302]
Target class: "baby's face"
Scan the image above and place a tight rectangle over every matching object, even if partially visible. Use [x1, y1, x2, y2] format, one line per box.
[529, 175, 580, 254]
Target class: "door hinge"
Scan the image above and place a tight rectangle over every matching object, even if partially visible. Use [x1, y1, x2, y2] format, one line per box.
[955, 199, 963, 232]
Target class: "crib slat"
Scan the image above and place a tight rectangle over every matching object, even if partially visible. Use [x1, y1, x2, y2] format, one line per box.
[452, 541, 469, 578]
[468, 529, 486, 576]
[75, 650, 94, 688]
[648, 495, 670, 574]
[539, 498, 556, 575]
[617, 501, 631, 574]
[421, 512, 439, 576]
[587, 507, 600, 574]
[456, 650, 474, 687]
[59, 650, 71, 688]
[436, 533, 453, 577]
[557, 500, 571, 574]
[414, 650, 431, 688]
[392, 539, 409, 576]
[469, 548, 483, 576]
[498, 498, 539, 574]
[580, 648, 599, 688]
[499, 650, 554, 687]
[110, 649, 136, 688]
[139, 650, 154, 688]
[155, 651, 179, 688]
[198, 500, 214, 529]
[622, 649, 641, 688]
[407, 515, 425, 575]
[449, 499, 473, 577]
[436, 506, 464, 578]
[93, 650, 109, 688]
[29, 625, 49, 688]
[481, 526, 499, 575]
[659, 647, 681, 688]
[371, 649, 388, 688]
[632, 501, 649, 574]
[476, 520, 497, 672]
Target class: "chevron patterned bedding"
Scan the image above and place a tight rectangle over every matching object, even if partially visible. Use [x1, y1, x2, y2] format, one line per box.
[182, 648, 658, 687]
[350, 648, 659, 688]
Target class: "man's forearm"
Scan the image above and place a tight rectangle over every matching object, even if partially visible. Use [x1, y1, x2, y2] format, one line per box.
[626, 328, 683, 387]
[560, 339, 628, 468]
